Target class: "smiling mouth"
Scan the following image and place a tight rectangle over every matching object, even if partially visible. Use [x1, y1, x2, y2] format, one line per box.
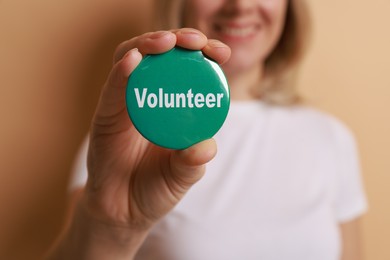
[215, 24, 260, 38]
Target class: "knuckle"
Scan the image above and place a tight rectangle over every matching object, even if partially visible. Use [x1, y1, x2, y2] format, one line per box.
[113, 36, 140, 62]
[113, 42, 128, 63]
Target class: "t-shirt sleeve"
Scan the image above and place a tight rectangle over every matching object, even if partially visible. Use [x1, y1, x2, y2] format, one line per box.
[331, 119, 368, 223]
[69, 136, 89, 190]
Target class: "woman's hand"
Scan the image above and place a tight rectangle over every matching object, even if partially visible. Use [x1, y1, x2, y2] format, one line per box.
[48, 29, 230, 260]
[87, 28, 230, 229]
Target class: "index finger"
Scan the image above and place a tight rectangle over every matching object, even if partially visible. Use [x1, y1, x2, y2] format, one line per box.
[114, 29, 210, 64]
[113, 31, 176, 63]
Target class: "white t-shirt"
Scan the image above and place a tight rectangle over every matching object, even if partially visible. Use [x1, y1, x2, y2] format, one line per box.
[72, 101, 368, 260]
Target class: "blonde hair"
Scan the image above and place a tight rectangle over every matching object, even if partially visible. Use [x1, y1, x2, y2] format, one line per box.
[153, 0, 311, 105]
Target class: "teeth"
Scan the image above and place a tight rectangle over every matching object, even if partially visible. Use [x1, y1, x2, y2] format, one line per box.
[220, 26, 256, 37]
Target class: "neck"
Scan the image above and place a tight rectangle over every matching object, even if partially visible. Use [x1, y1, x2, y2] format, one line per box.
[224, 64, 264, 101]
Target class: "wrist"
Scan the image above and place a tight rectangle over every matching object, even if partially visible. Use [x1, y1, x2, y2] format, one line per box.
[47, 195, 150, 260]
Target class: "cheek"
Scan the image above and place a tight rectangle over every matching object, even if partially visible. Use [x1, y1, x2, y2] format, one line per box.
[261, 0, 288, 37]
[257, 0, 288, 60]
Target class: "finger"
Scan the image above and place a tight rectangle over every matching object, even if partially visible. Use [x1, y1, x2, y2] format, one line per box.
[202, 39, 231, 65]
[171, 28, 208, 50]
[168, 139, 217, 193]
[114, 31, 177, 63]
[172, 28, 230, 64]
[93, 48, 142, 133]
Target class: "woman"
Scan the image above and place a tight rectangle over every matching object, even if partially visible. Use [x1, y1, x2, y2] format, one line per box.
[48, 0, 367, 259]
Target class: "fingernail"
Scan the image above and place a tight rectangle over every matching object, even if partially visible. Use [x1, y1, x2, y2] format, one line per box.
[150, 31, 171, 39]
[208, 40, 228, 48]
[123, 48, 138, 58]
[178, 28, 201, 36]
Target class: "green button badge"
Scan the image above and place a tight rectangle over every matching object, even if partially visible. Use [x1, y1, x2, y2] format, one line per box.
[126, 47, 230, 150]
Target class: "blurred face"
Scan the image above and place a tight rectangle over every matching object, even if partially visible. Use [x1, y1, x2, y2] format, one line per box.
[183, 0, 288, 76]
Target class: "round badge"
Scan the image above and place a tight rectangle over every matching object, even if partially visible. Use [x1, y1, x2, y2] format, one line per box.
[126, 47, 230, 150]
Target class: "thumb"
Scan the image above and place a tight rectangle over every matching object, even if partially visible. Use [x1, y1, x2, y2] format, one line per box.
[167, 139, 217, 195]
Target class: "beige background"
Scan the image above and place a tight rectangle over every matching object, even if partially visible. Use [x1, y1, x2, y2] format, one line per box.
[0, 0, 389, 259]
[299, 2, 390, 260]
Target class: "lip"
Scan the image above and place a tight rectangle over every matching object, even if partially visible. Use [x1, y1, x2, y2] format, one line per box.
[214, 22, 261, 42]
